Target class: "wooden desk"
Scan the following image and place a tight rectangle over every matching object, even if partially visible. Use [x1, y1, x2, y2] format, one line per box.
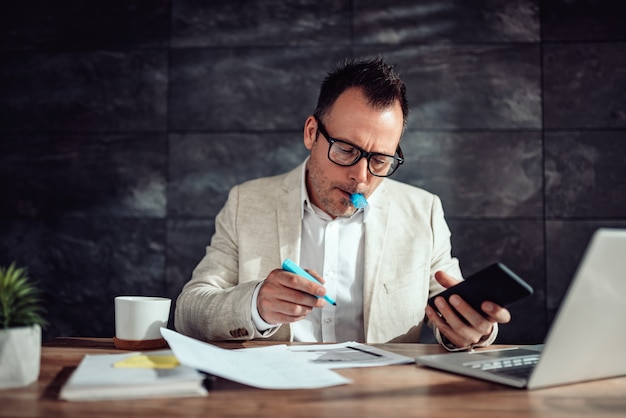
[1, 338, 625, 417]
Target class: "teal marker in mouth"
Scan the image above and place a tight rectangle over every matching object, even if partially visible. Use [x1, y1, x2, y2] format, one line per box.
[350, 193, 368, 209]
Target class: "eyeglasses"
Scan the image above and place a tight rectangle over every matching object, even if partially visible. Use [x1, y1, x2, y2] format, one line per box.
[315, 117, 404, 177]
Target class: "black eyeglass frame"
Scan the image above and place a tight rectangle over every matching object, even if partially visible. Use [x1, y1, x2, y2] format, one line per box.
[314, 116, 404, 178]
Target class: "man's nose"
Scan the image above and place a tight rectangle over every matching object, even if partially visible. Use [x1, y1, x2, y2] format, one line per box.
[348, 157, 369, 183]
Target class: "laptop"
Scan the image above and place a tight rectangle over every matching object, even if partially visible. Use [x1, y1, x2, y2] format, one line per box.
[416, 228, 626, 389]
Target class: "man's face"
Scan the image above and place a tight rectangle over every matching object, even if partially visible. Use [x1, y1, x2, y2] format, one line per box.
[303, 87, 404, 218]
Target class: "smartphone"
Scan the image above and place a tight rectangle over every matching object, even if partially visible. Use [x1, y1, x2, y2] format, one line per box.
[428, 262, 534, 318]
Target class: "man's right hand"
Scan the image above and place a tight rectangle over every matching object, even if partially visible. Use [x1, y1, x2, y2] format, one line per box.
[256, 268, 328, 325]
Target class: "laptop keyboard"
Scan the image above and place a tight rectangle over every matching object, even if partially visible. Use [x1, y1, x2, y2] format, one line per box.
[463, 354, 540, 379]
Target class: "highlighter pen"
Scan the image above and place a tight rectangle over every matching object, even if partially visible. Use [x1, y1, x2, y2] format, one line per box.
[350, 193, 368, 209]
[282, 258, 337, 306]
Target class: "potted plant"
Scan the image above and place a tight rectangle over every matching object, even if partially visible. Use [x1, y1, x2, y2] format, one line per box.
[0, 263, 47, 389]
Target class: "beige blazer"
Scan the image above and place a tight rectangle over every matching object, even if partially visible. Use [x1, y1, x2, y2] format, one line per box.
[174, 161, 462, 343]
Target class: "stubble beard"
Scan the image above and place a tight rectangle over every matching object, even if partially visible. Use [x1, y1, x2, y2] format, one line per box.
[307, 164, 357, 219]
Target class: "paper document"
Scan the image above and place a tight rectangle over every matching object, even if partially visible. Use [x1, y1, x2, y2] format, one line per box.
[287, 341, 413, 369]
[161, 328, 351, 389]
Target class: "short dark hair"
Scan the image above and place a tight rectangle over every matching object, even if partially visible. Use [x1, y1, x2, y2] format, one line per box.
[313, 57, 409, 129]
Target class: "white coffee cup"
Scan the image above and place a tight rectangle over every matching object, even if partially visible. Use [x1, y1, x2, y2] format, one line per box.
[114, 296, 171, 342]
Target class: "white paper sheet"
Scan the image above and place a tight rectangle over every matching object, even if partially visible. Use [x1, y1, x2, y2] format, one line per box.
[160, 328, 351, 389]
[286, 341, 414, 369]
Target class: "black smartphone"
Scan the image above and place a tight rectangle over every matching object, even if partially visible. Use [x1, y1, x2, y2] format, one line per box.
[428, 262, 534, 318]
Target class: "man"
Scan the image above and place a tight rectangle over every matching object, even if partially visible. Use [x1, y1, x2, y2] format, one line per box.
[175, 57, 511, 350]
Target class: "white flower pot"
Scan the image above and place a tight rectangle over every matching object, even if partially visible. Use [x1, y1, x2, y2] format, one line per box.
[0, 324, 41, 389]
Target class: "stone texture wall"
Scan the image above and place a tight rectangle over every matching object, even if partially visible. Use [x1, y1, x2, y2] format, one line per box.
[1, 1, 624, 343]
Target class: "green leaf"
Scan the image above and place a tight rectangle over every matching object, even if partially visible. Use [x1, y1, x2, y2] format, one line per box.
[0, 262, 47, 329]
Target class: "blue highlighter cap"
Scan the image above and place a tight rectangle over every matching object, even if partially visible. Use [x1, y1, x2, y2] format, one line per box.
[350, 193, 368, 209]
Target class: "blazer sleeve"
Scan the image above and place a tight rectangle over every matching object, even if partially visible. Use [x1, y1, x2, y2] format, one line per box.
[173, 184, 279, 342]
[428, 194, 462, 292]
[427, 196, 500, 349]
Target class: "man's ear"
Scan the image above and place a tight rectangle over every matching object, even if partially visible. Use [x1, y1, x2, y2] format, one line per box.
[303, 115, 318, 151]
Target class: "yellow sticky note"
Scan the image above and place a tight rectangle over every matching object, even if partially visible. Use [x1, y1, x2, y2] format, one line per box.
[114, 355, 180, 369]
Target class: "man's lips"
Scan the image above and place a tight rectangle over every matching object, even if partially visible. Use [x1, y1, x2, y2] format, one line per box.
[338, 187, 367, 201]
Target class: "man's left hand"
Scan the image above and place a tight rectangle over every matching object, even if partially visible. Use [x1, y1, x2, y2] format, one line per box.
[425, 270, 512, 349]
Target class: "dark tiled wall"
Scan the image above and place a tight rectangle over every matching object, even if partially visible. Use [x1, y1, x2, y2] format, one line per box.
[1, 1, 625, 344]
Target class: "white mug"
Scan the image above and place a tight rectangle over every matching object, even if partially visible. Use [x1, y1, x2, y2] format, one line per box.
[114, 296, 171, 341]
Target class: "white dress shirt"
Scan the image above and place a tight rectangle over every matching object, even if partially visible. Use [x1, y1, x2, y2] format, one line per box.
[293, 199, 366, 342]
[251, 164, 368, 342]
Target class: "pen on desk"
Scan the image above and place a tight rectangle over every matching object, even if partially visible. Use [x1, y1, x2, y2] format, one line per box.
[348, 345, 382, 357]
[282, 258, 337, 306]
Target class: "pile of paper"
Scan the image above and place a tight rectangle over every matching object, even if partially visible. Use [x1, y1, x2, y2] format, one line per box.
[60, 350, 208, 401]
[60, 329, 413, 401]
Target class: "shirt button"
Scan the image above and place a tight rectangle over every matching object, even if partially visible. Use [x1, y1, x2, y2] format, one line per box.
[324, 318, 332, 324]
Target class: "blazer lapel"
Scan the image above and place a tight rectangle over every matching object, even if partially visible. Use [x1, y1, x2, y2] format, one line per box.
[275, 163, 307, 342]
[277, 163, 305, 264]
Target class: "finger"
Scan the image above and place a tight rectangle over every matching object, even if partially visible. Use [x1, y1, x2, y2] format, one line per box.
[257, 289, 315, 325]
[261, 274, 323, 308]
[305, 268, 325, 285]
[257, 296, 313, 324]
[430, 296, 486, 347]
[434, 296, 473, 331]
[257, 271, 326, 324]
[448, 295, 494, 336]
[482, 301, 512, 324]
[279, 269, 327, 298]
[426, 304, 471, 348]
[434, 270, 462, 289]
[425, 305, 445, 328]
[425, 298, 463, 337]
